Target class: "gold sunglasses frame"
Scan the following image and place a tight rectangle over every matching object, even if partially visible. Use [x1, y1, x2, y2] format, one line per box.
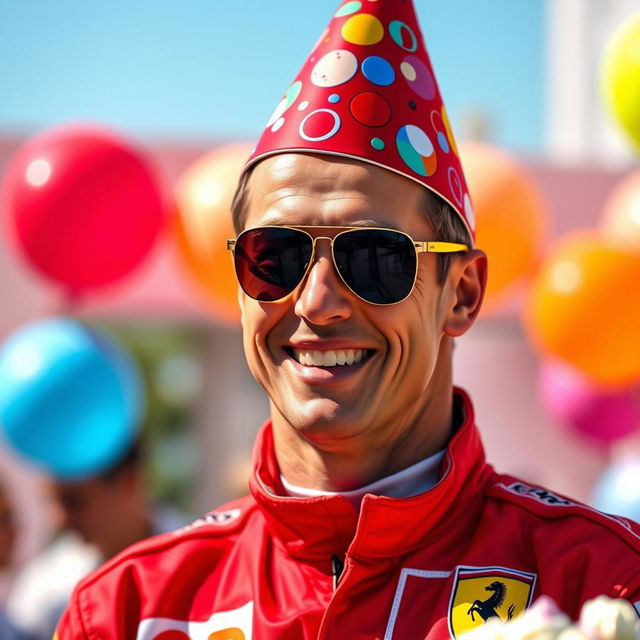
[226, 225, 468, 306]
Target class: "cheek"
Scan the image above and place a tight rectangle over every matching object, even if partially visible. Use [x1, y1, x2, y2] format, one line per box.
[410, 270, 448, 329]
[241, 299, 285, 376]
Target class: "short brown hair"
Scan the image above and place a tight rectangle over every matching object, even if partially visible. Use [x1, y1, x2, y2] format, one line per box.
[230, 163, 471, 284]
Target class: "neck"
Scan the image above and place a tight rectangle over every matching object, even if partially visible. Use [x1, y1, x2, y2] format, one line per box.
[272, 339, 455, 492]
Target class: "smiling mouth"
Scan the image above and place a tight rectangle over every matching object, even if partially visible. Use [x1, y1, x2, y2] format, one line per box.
[286, 348, 374, 367]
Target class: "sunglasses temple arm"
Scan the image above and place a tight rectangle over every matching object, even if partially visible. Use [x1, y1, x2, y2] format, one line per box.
[416, 242, 469, 254]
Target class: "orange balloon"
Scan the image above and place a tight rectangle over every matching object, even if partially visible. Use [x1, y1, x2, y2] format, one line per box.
[172, 143, 254, 325]
[525, 230, 640, 386]
[601, 168, 640, 251]
[460, 142, 548, 313]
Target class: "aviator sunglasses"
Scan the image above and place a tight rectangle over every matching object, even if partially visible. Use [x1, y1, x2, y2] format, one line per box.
[227, 226, 468, 306]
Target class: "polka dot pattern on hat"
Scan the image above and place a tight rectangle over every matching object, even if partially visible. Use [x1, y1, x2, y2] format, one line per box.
[245, 0, 475, 236]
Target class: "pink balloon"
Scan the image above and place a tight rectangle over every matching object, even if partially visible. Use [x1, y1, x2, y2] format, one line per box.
[1, 124, 166, 294]
[539, 361, 640, 444]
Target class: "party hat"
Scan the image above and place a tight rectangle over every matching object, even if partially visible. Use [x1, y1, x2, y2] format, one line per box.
[244, 0, 475, 237]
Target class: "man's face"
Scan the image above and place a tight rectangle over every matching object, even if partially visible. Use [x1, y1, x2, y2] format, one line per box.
[49, 475, 130, 549]
[0, 490, 16, 567]
[239, 153, 464, 452]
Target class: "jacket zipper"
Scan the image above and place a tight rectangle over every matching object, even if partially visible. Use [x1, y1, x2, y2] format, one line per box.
[318, 554, 352, 638]
[331, 554, 344, 591]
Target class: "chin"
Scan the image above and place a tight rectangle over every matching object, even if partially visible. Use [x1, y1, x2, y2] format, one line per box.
[286, 400, 367, 442]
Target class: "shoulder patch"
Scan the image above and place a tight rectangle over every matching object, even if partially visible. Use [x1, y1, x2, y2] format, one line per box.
[490, 479, 640, 546]
[497, 481, 574, 507]
[179, 508, 243, 533]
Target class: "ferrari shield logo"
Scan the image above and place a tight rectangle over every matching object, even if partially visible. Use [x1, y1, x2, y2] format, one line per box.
[448, 566, 536, 638]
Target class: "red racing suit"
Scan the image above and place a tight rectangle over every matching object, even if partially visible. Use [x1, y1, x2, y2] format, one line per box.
[56, 390, 640, 640]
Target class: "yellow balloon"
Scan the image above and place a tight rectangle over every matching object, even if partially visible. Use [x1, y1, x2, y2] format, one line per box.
[602, 14, 640, 153]
[172, 143, 254, 326]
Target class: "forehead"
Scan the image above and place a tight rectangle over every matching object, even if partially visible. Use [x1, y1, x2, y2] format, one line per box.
[243, 153, 434, 233]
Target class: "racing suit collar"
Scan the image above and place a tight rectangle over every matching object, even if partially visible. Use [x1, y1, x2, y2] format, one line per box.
[249, 387, 492, 562]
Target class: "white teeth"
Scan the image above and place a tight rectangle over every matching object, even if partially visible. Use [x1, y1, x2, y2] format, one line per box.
[291, 348, 368, 367]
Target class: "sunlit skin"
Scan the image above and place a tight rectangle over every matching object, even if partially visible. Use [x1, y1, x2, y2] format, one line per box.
[239, 153, 487, 492]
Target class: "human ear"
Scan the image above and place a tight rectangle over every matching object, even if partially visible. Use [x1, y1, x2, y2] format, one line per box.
[443, 249, 487, 337]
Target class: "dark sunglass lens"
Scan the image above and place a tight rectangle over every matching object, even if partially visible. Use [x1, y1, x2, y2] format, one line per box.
[234, 228, 312, 301]
[334, 230, 416, 304]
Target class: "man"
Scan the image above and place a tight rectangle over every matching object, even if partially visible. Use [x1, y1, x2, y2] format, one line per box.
[0, 478, 24, 640]
[56, 2, 640, 639]
[9, 442, 184, 640]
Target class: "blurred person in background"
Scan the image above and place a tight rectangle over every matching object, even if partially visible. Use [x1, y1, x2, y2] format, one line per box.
[6, 440, 185, 640]
[0, 479, 24, 639]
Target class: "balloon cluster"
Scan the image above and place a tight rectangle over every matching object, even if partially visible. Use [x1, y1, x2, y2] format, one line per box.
[526, 12, 640, 519]
[456, 13, 640, 519]
[523, 175, 640, 462]
[522, 9, 640, 451]
[0, 124, 252, 477]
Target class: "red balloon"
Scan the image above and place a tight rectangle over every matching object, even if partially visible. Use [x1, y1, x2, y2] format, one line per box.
[1, 124, 166, 293]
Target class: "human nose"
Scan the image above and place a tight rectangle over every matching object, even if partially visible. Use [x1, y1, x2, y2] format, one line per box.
[293, 239, 353, 324]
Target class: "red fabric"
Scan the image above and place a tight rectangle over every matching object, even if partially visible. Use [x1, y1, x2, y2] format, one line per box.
[56, 389, 640, 640]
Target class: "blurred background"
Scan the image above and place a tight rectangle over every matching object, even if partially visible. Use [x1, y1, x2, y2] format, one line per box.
[0, 0, 640, 634]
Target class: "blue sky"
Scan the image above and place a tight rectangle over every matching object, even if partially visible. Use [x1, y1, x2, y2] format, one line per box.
[0, 1, 544, 153]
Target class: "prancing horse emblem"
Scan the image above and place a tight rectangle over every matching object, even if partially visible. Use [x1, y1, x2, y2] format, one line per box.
[448, 566, 537, 638]
[467, 581, 516, 622]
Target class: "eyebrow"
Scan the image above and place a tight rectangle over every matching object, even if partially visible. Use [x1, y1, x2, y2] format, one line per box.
[256, 218, 401, 230]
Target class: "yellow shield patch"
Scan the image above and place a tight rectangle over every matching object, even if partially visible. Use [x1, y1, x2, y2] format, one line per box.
[448, 566, 537, 638]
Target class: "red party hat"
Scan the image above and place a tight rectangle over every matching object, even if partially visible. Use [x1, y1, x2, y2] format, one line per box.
[244, 0, 475, 238]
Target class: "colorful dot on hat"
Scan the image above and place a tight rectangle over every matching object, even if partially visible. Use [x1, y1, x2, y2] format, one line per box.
[328, 93, 341, 103]
[335, 1, 362, 17]
[286, 81, 303, 105]
[298, 100, 310, 111]
[350, 92, 392, 127]
[464, 194, 475, 230]
[361, 55, 395, 86]
[441, 106, 459, 156]
[299, 109, 341, 142]
[400, 61, 417, 82]
[371, 137, 385, 150]
[448, 166, 463, 207]
[265, 81, 303, 128]
[311, 50, 359, 87]
[408, 100, 417, 110]
[431, 109, 449, 151]
[396, 124, 437, 177]
[437, 132, 449, 153]
[342, 14, 384, 45]
[401, 55, 435, 99]
[271, 117, 286, 133]
[389, 20, 418, 52]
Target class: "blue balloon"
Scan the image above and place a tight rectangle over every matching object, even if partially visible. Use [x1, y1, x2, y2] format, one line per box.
[591, 459, 640, 523]
[0, 318, 143, 480]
